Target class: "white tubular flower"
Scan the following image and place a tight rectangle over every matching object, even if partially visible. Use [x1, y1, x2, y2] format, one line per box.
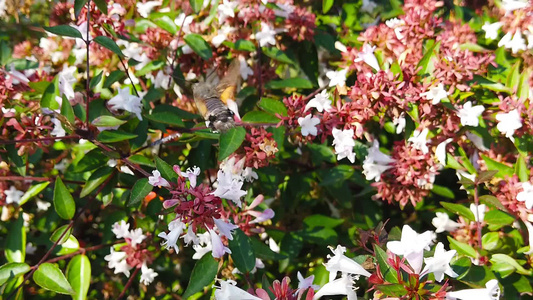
[112, 220, 130, 239]
[446, 279, 500, 300]
[298, 115, 320, 137]
[470, 204, 486, 222]
[140, 263, 158, 285]
[158, 219, 186, 253]
[432, 212, 461, 233]
[148, 170, 170, 187]
[4, 186, 24, 205]
[108, 87, 143, 120]
[496, 109, 522, 141]
[332, 128, 356, 163]
[517, 182, 533, 209]
[214, 279, 262, 300]
[313, 273, 358, 300]
[324, 245, 372, 280]
[213, 218, 239, 240]
[421, 83, 447, 105]
[457, 101, 485, 127]
[305, 89, 332, 112]
[408, 128, 431, 154]
[421, 242, 458, 282]
[353, 44, 380, 71]
[386, 225, 435, 274]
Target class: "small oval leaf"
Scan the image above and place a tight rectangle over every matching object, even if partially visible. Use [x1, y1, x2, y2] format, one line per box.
[219, 127, 246, 161]
[44, 25, 82, 39]
[93, 36, 125, 58]
[0, 262, 30, 286]
[33, 263, 75, 295]
[128, 178, 152, 207]
[53, 177, 76, 220]
[228, 229, 255, 273]
[66, 255, 91, 300]
[184, 34, 213, 60]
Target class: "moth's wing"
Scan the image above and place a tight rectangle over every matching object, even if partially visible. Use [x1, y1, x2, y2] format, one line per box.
[216, 59, 241, 105]
[192, 81, 218, 119]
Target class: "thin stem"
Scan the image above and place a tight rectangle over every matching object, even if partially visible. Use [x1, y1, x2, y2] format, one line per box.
[45, 241, 121, 264]
[473, 185, 483, 250]
[92, 140, 151, 177]
[85, 0, 92, 129]
[119, 58, 140, 97]
[256, 45, 263, 100]
[118, 267, 141, 299]
[0, 135, 79, 145]
[302, 86, 326, 102]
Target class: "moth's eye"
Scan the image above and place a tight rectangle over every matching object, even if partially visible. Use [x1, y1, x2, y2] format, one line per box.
[227, 109, 234, 116]
[209, 115, 217, 122]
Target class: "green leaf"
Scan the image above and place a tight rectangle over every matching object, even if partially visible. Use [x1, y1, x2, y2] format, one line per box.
[479, 195, 507, 212]
[41, 81, 59, 111]
[93, 36, 124, 58]
[250, 238, 287, 260]
[96, 130, 138, 143]
[50, 225, 73, 245]
[91, 116, 127, 127]
[322, 0, 333, 13]
[103, 70, 125, 88]
[44, 25, 82, 39]
[155, 16, 178, 34]
[19, 181, 50, 206]
[66, 255, 91, 300]
[303, 214, 344, 228]
[53, 177, 76, 220]
[484, 210, 515, 227]
[473, 75, 512, 93]
[376, 284, 408, 296]
[0, 262, 30, 286]
[431, 185, 454, 199]
[61, 95, 75, 125]
[144, 112, 185, 127]
[517, 68, 531, 102]
[233, 39, 256, 51]
[241, 111, 280, 124]
[93, 0, 108, 14]
[482, 232, 501, 251]
[448, 236, 477, 258]
[506, 62, 520, 89]
[189, 0, 204, 13]
[490, 254, 532, 276]
[265, 78, 313, 89]
[74, 0, 87, 17]
[89, 71, 103, 89]
[417, 41, 440, 76]
[228, 229, 256, 273]
[55, 235, 80, 256]
[374, 245, 398, 283]
[5, 213, 26, 263]
[219, 127, 246, 160]
[80, 167, 114, 198]
[182, 254, 219, 299]
[262, 47, 295, 65]
[128, 178, 152, 207]
[73, 149, 108, 173]
[440, 202, 475, 222]
[476, 170, 499, 183]
[6, 144, 26, 176]
[258, 98, 288, 117]
[515, 155, 529, 182]
[152, 104, 200, 119]
[481, 154, 514, 178]
[154, 157, 179, 183]
[33, 263, 75, 295]
[184, 34, 213, 60]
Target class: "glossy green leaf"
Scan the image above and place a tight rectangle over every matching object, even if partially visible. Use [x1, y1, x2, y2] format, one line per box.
[303, 214, 344, 228]
[233, 39, 255, 51]
[228, 229, 256, 273]
[374, 245, 398, 283]
[219, 127, 246, 161]
[259, 98, 288, 117]
[155, 16, 178, 34]
[250, 238, 287, 261]
[265, 78, 313, 89]
[515, 155, 529, 182]
[184, 34, 212, 60]
[517, 68, 531, 102]
[80, 167, 114, 198]
[55, 235, 80, 256]
[103, 70, 125, 88]
[182, 254, 219, 299]
[189, 0, 204, 13]
[417, 41, 440, 76]
[431, 185, 454, 199]
[448, 236, 477, 258]
[128, 178, 152, 207]
[44, 25, 82, 39]
[50, 225, 73, 245]
[5, 214, 26, 263]
[440, 202, 475, 222]
[144, 111, 185, 127]
[74, 0, 87, 17]
[506, 62, 520, 89]
[484, 210, 515, 227]
[73, 149, 108, 173]
[91, 116, 127, 127]
[53, 177, 76, 220]
[481, 154, 514, 178]
[93, 0, 108, 14]
[322, 0, 333, 13]
[66, 255, 91, 300]
[94, 36, 124, 58]
[154, 157, 179, 183]
[479, 195, 507, 212]
[33, 263, 75, 295]
[0, 262, 30, 286]
[41, 81, 60, 111]
[96, 130, 138, 143]
[241, 111, 280, 124]
[61, 95, 75, 125]
[262, 47, 295, 65]
[490, 254, 532, 276]
[19, 181, 50, 206]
